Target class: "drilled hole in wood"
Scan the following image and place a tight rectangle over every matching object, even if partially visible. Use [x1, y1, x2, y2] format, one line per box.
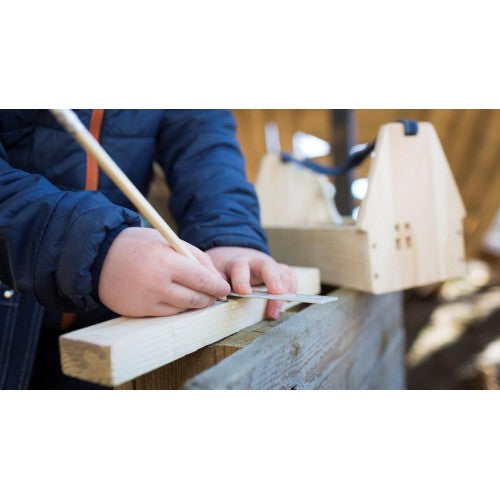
[374, 273, 379, 279]
[394, 224, 400, 231]
[406, 236, 412, 248]
[395, 238, 401, 250]
[372, 243, 377, 249]
[405, 222, 410, 230]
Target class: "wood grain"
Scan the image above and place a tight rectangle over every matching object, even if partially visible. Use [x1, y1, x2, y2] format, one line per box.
[358, 327, 405, 389]
[133, 309, 301, 389]
[256, 153, 341, 226]
[357, 122, 466, 292]
[266, 225, 372, 291]
[185, 289, 404, 390]
[59, 267, 320, 387]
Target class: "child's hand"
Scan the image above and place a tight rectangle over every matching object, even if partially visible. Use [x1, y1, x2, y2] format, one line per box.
[206, 246, 297, 320]
[98, 227, 230, 317]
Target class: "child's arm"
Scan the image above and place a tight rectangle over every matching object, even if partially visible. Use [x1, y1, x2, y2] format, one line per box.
[0, 144, 228, 316]
[156, 110, 268, 253]
[0, 143, 140, 311]
[155, 110, 296, 319]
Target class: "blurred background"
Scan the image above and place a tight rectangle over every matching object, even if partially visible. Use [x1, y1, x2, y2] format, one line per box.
[232, 109, 500, 389]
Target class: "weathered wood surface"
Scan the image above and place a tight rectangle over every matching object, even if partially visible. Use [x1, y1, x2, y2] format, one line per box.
[59, 267, 320, 387]
[185, 289, 405, 390]
[358, 326, 405, 389]
[131, 309, 301, 389]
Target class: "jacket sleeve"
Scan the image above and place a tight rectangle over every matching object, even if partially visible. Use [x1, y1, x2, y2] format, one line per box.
[0, 143, 141, 312]
[155, 110, 269, 254]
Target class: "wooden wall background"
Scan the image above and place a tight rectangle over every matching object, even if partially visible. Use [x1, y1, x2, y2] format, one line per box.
[233, 109, 500, 257]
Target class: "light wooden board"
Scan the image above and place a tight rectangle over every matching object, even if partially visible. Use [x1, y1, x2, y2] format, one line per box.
[266, 224, 372, 291]
[185, 289, 405, 390]
[255, 153, 342, 226]
[357, 122, 466, 293]
[131, 309, 302, 390]
[59, 266, 320, 387]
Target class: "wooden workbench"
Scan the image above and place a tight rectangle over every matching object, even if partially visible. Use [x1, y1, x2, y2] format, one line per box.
[115, 288, 405, 390]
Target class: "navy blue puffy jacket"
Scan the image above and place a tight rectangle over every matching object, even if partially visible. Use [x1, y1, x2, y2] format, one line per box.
[0, 110, 268, 388]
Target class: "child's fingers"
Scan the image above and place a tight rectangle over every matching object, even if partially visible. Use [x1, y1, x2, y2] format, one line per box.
[259, 259, 286, 294]
[265, 264, 296, 320]
[185, 242, 221, 277]
[163, 283, 216, 310]
[171, 256, 230, 297]
[149, 303, 186, 317]
[229, 259, 252, 294]
[279, 264, 298, 294]
[266, 300, 283, 320]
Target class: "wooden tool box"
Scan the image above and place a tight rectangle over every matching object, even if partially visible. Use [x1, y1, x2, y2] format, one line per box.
[256, 122, 467, 294]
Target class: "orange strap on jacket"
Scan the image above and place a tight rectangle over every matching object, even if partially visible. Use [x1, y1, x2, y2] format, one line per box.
[85, 109, 105, 190]
[60, 109, 105, 332]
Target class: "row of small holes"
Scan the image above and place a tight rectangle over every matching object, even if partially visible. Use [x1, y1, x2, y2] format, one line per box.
[375, 224, 465, 279]
[395, 222, 411, 231]
[395, 236, 412, 249]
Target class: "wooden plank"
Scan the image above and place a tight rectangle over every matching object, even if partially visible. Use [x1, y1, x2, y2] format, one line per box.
[133, 348, 228, 390]
[133, 309, 301, 389]
[59, 266, 320, 387]
[266, 225, 373, 291]
[185, 289, 404, 390]
[358, 327, 405, 389]
[255, 153, 341, 226]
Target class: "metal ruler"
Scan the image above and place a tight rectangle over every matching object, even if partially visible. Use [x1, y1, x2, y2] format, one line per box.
[227, 291, 337, 304]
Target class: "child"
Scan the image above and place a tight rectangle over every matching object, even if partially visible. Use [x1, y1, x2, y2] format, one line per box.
[0, 110, 296, 388]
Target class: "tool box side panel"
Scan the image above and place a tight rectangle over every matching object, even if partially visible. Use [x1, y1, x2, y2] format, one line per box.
[362, 123, 466, 293]
[266, 225, 373, 291]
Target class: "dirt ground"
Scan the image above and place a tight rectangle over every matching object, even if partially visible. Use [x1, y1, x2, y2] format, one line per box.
[404, 256, 500, 389]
